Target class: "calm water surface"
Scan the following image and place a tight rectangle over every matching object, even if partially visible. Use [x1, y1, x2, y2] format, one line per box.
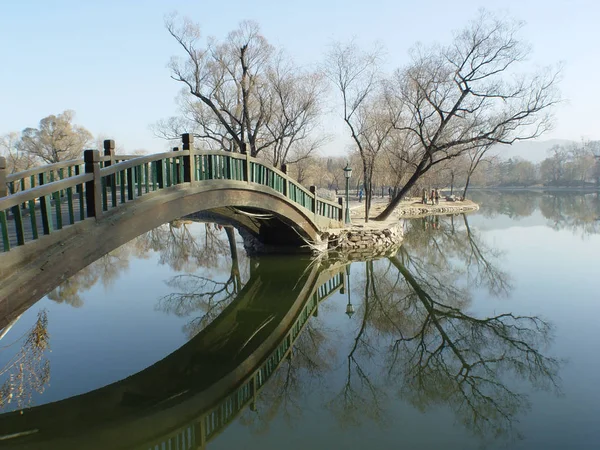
[0, 192, 599, 449]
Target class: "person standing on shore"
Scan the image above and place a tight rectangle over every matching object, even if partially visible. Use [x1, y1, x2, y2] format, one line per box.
[430, 189, 435, 205]
[435, 189, 439, 205]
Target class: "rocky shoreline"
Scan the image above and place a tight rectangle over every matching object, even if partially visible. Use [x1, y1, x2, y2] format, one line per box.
[327, 198, 479, 252]
[326, 222, 404, 253]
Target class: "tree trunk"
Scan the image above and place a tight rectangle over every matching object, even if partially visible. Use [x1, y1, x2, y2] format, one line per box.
[364, 181, 372, 223]
[462, 173, 472, 200]
[374, 164, 424, 221]
[363, 164, 372, 223]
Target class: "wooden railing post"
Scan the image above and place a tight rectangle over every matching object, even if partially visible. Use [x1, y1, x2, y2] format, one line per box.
[338, 197, 344, 222]
[182, 133, 194, 182]
[206, 151, 214, 180]
[103, 139, 115, 164]
[243, 148, 251, 183]
[310, 185, 318, 220]
[172, 147, 180, 184]
[104, 140, 116, 207]
[0, 157, 7, 198]
[156, 159, 164, 189]
[281, 164, 288, 197]
[84, 149, 102, 219]
[38, 172, 52, 235]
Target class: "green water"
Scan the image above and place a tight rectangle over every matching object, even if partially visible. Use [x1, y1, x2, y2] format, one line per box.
[0, 192, 599, 449]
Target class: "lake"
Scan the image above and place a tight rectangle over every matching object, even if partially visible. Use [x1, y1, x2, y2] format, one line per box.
[0, 191, 598, 449]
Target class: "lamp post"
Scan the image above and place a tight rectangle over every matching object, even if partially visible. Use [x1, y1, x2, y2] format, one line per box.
[345, 264, 354, 318]
[343, 163, 352, 225]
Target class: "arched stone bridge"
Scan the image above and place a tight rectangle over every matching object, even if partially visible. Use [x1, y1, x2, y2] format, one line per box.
[0, 135, 344, 302]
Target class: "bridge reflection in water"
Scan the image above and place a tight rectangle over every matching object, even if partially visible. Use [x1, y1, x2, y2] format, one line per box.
[0, 255, 345, 450]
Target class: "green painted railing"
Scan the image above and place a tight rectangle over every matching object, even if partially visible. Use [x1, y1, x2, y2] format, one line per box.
[140, 270, 344, 450]
[3, 147, 137, 197]
[0, 135, 344, 252]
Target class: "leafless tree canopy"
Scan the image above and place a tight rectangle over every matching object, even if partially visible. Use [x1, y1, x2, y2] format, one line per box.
[374, 11, 560, 219]
[17, 110, 93, 164]
[160, 15, 326, 166]
[324, 40, 390, 221]
[1, 11, 565, 218]
[0, 132, 35, 174]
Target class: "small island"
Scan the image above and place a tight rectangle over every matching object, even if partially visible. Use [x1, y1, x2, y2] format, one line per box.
[326, 195, 479, 253]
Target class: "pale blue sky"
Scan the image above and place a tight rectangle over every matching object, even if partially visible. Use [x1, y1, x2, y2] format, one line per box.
[1, 0, 598, 154]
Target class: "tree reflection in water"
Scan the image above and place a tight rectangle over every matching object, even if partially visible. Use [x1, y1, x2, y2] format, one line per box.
[539, 192, 600, 236]
[155, 224, 248, 338]
[244, 214, 561, 444]
[0, 310, 50, 411]
[337, 215, 560, 441]
[0, 220, 247, 410]
[387, 255, 559, 439]
[326, 260, 390, 429]
[46, 220, 248, 318]
[2, 211, 565, 443]
[472, 190, 600, 238]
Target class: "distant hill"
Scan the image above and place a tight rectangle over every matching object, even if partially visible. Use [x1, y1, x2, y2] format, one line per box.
[490, 139, 576, 163]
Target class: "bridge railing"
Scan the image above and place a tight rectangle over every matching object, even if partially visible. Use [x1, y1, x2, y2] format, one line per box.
[0, 134, 344, 252]
[5, 159, 84, 196]
[2, 149, 138, 197]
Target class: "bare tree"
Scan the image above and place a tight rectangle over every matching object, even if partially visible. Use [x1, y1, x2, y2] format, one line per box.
[461, 144, 498, 198]
[381, 128, 423, 197]
[324, 156, 348, 192]
[376, 11, 560, 220]
[162, 16, 325, 165]
[541, 145, 569, 185]
[263, 56, 327, 166]
[17, 110, 93, 164]
[583, 140, 600, 187]
[324, 40, 389, 221]
[0, 132, 35, 177]
[435, 157, 467, 196]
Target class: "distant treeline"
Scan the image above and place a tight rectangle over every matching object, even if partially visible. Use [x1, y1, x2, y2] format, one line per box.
[472, 142, 600, 189]
[287, 141, 600, 201]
